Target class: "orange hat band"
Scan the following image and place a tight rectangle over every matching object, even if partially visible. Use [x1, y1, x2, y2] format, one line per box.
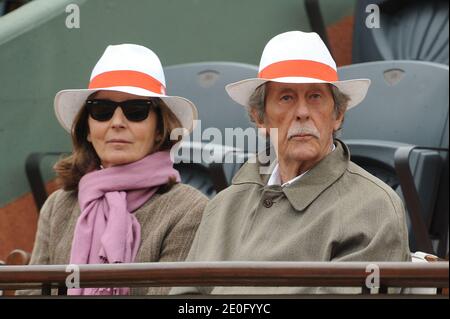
[258, 59, 339, 82]
[89, 70, 166, 94]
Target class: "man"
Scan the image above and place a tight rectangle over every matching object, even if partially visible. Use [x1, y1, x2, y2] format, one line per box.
[171, 31, 410, 295]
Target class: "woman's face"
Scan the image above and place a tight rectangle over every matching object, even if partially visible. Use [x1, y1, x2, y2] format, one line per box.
[87, 90, 160, 168]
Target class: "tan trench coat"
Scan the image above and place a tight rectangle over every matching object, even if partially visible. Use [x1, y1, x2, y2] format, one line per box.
[171, 140, 411, 295]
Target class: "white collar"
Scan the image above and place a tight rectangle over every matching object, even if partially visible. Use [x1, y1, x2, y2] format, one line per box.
[267, 143, 336, 187]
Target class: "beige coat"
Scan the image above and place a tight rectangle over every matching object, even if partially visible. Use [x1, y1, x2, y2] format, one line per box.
[171, 140, 411, 295]
[21, 183, 208, 295]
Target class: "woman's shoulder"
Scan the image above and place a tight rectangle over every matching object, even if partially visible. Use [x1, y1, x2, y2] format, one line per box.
[166, 183, 209, 201]
[151, 183, 209, 214]
[49, 188, 76, 201]
[41, 188, 77, 212]
[135, 183, 208, 226]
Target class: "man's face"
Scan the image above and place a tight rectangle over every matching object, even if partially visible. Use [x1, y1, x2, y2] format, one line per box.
[255, 82, 344, 168]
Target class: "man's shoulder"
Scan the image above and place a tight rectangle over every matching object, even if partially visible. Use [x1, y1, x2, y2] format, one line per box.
[203, 182, 254, 217]
[211, 182, 252, 203]
[345, 161, 396, 190]
[343, 161, 404, 211]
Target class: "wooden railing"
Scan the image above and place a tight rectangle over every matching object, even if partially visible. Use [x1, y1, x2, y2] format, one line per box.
[0, 261, 448, 297]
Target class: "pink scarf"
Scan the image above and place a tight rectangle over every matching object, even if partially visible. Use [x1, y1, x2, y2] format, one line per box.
[68, 151, 180, 296]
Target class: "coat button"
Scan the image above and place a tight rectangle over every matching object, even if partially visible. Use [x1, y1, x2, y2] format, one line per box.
[263, 198, 273, 208]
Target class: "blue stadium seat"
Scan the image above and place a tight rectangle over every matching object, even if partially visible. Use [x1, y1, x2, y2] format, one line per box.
[339, 60, 449, 256]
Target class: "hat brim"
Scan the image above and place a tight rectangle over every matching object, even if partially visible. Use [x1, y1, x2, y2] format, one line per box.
[225, 77, 371, 110]
[54, 86, 198, 134]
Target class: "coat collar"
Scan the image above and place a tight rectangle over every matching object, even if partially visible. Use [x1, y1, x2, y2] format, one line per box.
[232, 139, 350, 211]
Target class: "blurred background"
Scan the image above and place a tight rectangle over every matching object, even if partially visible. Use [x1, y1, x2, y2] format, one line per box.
[0, 0, 448, 262]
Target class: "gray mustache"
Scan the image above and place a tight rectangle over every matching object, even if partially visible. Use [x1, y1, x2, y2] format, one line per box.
[287, 125, 320, 140]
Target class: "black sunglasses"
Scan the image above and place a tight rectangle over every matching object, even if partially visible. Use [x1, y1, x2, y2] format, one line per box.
[85, 99, 158, 122]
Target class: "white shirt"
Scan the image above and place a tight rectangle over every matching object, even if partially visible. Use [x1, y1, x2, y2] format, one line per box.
[267, 143, 336, 187]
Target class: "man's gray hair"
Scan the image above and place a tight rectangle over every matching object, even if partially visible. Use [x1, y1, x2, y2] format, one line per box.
[247, 84, 267, 124]
[247, 83, 350, 136]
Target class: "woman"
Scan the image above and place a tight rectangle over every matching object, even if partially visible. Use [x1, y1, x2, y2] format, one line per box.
[24, 44, 208, 295]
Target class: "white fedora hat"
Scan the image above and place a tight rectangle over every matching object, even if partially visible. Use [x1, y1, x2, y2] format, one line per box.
[54, 44, 198, 134]
[226, 31, 370, 110]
